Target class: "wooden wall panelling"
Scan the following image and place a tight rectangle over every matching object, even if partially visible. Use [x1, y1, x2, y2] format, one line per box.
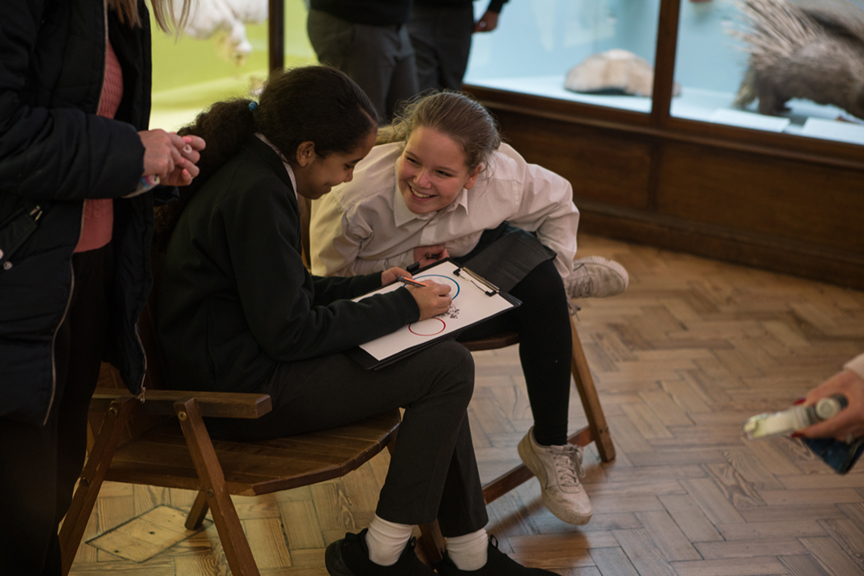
[492, 109, 655, 210]
[656, 142, 864, 256]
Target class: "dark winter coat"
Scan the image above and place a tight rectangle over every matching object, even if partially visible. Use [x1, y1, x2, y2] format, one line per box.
[0, 0, 154, 425]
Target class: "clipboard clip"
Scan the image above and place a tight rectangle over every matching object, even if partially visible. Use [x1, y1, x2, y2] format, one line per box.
[453, 266, 498, 296]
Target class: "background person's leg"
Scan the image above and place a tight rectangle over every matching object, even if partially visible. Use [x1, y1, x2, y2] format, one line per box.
[383, 25, 420, 120]
[406, 5, 442, 92]
[306, 10, 391, 121]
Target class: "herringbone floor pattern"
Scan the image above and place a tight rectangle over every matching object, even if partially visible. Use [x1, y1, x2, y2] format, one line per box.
[70, 234, 864, 575]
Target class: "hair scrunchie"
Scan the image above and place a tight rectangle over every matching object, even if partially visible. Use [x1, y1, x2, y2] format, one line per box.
[249, 101, 258, 112]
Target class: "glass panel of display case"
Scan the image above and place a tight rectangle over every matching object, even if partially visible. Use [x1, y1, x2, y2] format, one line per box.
[464, 0, 662, 113]
[671, 0, 864, 146]
[149, 0, 316, 132]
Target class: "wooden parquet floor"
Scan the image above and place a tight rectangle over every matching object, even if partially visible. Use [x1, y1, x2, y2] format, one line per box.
[70, 234, 864, 576]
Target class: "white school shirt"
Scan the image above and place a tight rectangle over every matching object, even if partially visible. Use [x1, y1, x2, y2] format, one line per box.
[310, 142, 580, 278]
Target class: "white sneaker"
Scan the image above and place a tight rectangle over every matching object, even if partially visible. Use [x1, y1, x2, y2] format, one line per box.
[565, 256, 629, 299]
[517, 428, 593, 525]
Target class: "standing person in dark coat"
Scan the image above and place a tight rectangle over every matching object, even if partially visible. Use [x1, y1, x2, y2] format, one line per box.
[0, 0, 204, 573]
[306, 0, 419, 122]
[408, 0, 509, 91]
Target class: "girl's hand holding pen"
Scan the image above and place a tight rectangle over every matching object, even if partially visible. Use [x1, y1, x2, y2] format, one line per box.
[409, 281, 452, 321]
[381, 266, 450, 320]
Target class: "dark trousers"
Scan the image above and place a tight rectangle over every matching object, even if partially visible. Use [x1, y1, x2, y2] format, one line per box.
[407, 3, 475, 91]
[454, 226, 573, 446]
[0, 244, 113, 576]
[206, 338, 489, 537]
[458, 259, 573, 446]
[307, 9, 420, 122]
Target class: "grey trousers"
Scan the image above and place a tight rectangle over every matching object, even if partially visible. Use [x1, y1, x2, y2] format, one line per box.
[407, 3, 475, 92]
[307, 9, 420, 121]
[206, 339, 489, 537]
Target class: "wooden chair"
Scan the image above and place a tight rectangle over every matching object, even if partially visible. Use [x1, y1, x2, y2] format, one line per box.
[301, 198, 615, 559]
[58, 247, 403, 576]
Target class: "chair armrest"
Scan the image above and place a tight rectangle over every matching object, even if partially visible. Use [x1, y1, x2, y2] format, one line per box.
[89, 388, 272, 419]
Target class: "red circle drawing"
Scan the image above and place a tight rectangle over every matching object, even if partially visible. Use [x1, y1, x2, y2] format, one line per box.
[408, 317, 446, 336]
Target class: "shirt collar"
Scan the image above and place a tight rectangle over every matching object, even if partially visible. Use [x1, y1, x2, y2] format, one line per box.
[256, 133, 299, 201]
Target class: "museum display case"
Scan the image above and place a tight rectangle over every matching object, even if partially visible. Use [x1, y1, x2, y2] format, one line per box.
[464, 0, 662, 114]
[460, 0, 864, 288]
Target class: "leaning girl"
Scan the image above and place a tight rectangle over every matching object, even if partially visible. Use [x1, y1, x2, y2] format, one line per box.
[310, 91, 629, 526]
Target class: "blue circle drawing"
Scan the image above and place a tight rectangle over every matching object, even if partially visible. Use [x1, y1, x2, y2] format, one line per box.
[415, 274, 460, 299]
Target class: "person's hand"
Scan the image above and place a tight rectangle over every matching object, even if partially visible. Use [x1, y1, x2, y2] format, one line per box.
[413, 245, 449, 269]
[799, 369, 864, 442]
[161, 135, 206, 187]
[382, 267, 412, 286]
[139, 129, 185, 179]
[474, 10, 500, 33]
[408, 281, 452, 321]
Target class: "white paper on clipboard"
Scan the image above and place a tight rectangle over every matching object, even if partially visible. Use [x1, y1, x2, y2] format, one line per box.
[353, 260, 518, 366]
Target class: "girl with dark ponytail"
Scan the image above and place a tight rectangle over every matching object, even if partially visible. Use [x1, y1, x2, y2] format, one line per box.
[157, 65, 556, 576]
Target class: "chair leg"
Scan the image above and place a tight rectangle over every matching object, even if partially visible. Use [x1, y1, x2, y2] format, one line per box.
[569, 317, 616, 462]
[175, 399, 259, 576]
[60, 397, 136, 576]
[186, 490, 210, 530]
[417, 521, 445, 566]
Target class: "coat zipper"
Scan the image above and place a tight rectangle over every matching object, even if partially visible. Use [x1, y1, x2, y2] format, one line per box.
[43, 0, 111, 425]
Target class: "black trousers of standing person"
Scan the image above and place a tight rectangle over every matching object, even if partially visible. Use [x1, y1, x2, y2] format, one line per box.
[407, 2, 475, 91]
[455, 225, 573, 447]
[205, 339, 489, 537]
[0, 243, 113, 576]
[307, 9, 420, 122]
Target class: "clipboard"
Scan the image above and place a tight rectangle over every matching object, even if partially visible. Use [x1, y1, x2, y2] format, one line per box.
[347, 259, 521, 370]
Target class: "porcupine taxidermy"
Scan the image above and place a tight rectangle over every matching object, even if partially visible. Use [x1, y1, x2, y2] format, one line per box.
[732, 0, 864, 119]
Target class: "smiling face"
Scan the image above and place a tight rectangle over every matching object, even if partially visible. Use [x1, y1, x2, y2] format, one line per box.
[397, 126, 481, 215]
[294, 128, 377, 200]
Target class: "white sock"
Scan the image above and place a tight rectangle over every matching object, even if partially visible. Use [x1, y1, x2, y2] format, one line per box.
[445, 529, 489, 571]
[365, 514, 414, 566]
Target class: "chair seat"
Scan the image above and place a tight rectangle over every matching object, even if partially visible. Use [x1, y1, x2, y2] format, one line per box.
[105, 409, 401, 497]
[460, 331, 520, 352]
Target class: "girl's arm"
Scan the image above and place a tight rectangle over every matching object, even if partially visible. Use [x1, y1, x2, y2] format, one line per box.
[223, 180, 419, 362]
[0, 0, 146, 201]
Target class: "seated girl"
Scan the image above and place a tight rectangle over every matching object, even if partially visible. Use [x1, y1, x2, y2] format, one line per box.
[310, 92, 629, 526]
[156, 67, 558, 576]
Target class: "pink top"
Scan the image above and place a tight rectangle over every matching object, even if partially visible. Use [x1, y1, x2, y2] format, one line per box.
[75, 40, 123, 253]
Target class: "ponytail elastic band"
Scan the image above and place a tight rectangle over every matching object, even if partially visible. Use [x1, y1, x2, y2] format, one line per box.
[249, 101, 258, 111]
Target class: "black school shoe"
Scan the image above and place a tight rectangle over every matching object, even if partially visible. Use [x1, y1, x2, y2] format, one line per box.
[325, 529, 437, 576]
[436, 536, 560, 575]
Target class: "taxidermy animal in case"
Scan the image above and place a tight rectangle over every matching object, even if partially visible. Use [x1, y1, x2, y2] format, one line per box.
[170, 0, 268, 64]
[564, 49, 681, 98]
[732, 0, 864, 119]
